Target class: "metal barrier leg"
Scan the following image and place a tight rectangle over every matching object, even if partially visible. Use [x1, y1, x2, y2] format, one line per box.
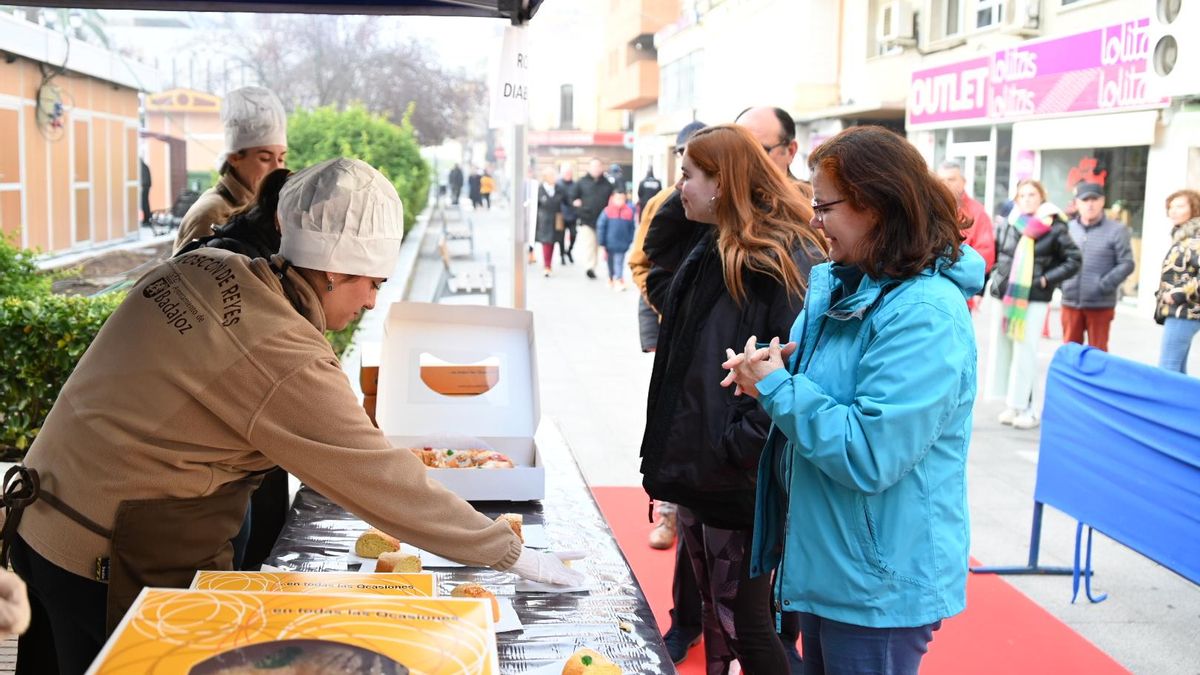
[1078, 524, 1107, 604]
[971, 502, 1075, 576]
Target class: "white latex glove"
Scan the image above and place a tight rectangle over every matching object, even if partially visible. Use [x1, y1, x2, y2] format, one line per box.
[0, 569, 31, 638]
[508, 547, 587, 586]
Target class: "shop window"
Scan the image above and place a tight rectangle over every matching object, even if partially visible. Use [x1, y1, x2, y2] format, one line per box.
[74, 189, 90, 242]
[992, 127, 1012, 211]
[945, 0, 963, 37]
[1040, 147, 1148, 237]
[660, 51, 702, 115]
[0, 191, 20, 239]
[975, 0, 1004, 28]
[0, 110, 19, 184]
[74, 121, 90, 183]
[559, 85, 574, 130]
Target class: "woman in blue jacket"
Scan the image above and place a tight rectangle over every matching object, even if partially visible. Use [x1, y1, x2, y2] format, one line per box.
[722, 126, 984, 674]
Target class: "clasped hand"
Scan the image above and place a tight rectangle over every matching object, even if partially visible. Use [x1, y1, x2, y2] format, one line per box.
[720, 335, 797, 399]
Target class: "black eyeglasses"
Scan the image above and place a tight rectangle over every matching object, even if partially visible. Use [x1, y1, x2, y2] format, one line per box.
[811, 198, 846, 221]
[761, 140, 788, 155]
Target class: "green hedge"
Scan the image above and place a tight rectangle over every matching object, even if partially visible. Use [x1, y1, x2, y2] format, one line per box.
[0, 233, 359, 459]
[0, 293, 125, 455]
[287, 105, 431, 233]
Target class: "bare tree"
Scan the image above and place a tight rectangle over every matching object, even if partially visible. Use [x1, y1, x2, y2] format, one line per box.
[218, 15, 486, 146]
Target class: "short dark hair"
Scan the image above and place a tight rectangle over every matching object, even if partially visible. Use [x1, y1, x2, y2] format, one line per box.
[809, 126, 963, 280]
[735, 106, 796, 144]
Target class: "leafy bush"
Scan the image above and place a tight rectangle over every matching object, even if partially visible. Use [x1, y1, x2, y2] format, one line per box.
[0, 292, 124, 455]
[287, 105, 431, 233]
[325, 315, 362, 360]
[0, 233, 53, 297]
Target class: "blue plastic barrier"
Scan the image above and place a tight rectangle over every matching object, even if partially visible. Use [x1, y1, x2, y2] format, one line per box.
[971, 343, 1200, 602]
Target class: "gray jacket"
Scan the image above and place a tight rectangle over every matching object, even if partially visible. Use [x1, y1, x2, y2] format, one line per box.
[1060, 215, 1134, 309]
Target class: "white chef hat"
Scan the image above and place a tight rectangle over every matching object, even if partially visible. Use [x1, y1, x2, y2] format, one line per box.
[221, 86, 288, 155]
[277, 158, 405, 278]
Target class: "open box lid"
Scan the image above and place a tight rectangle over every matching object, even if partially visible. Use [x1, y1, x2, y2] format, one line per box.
[375, 302, 540, 439]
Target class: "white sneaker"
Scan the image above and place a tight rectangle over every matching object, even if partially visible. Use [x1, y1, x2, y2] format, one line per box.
[997, 408, 1019, 425]
[1012, 411, 1040, 430]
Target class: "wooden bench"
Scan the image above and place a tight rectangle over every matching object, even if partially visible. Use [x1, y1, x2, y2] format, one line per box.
[434, 238, 494, 305]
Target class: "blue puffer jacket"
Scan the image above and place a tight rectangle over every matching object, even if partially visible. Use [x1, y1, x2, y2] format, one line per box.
[749, 245, 984, 628]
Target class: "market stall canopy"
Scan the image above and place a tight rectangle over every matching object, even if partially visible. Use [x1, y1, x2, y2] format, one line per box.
[2, 0, 542, 21]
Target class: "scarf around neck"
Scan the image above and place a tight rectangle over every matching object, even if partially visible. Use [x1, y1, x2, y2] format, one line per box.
[1002, 213, 1054, 341]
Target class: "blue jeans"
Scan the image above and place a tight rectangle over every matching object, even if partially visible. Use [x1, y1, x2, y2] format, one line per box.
[1160, 317, 1200, 374]
[607, 250, 627, 282]
[798, 613, 940, 675]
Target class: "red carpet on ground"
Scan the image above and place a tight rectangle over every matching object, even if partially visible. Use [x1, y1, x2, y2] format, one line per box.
[592, 486, 1129, 675]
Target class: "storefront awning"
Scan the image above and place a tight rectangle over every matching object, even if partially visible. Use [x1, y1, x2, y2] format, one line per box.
[795, 100, 906, 124]
[1, 0, 542, 21]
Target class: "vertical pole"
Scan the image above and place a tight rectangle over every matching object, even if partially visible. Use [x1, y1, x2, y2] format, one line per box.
[1027, 501, 1045, 568]
[512, 124, 527, 309]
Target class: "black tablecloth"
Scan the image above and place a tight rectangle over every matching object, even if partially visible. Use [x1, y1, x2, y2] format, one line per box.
[265, 421, 673, 674]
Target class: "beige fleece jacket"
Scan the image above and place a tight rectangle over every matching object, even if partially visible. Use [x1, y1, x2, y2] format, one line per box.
[173, 173, 254, 254]
[19, 249, 522, 581]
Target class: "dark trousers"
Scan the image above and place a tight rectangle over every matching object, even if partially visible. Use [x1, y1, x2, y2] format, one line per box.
[798, 613, 940, 675]
[671, 522, 703, 632]
[140, 191, 151, 227]
[564, 220, 579, 256]
[637, 295, 659, 352]
[11, 535, 107, 675]
[450, 186, 462, 204]
[1061, 306, 1115, 352]
[672, 511, 802, 673]
[242, 468, 289, 569]
[678, 508, 788, 675]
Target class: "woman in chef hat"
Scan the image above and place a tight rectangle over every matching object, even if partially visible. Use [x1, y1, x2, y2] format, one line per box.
[173, 86, 289, 253]
[5, 158, 583, 673]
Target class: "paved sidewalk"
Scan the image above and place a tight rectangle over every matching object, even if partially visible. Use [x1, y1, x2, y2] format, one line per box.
[397, 204, 1200, 674]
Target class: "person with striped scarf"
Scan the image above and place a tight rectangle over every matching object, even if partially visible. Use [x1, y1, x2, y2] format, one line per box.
[986, 179, 1081, 429]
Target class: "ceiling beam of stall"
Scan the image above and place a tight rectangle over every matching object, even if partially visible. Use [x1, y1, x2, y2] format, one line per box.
[0, 0, 541, 22]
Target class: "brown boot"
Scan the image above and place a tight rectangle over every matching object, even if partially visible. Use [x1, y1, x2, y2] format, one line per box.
[648, 507, 677, 550]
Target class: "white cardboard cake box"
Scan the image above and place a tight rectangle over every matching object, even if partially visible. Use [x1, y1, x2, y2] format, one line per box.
[373, 302, 543, 501]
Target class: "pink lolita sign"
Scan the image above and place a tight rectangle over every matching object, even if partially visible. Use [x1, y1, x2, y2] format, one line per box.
[907, 18, 1168, 128]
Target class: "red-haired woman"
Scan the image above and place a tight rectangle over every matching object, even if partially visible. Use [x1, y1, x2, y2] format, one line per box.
[639, 124, 827, 674]
[722, 125, 986, 673]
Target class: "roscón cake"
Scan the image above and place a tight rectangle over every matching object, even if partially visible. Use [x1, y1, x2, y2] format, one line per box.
[450, 583, 500, 622]
[374, 551, 421, 573]
[497, 513, 523, 543]
[355, 528, 400, 558]
[561, 648, 622, 674]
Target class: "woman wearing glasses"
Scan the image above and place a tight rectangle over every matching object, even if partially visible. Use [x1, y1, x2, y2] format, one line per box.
[722, 126, 985, 674]
[639, 124, 826, 674]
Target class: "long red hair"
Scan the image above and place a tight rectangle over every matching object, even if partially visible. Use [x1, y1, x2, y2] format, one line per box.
[684, 124, 827, 304]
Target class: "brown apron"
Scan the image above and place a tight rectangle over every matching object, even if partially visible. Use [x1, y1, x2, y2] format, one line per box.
[2, 465, 265, 633]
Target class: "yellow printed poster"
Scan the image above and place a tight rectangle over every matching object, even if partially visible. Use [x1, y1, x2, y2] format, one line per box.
[87, 589, 498, 675]
[190, 571, 435, 597]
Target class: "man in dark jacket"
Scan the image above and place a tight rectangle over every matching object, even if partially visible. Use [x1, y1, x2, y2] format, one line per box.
[571, 158, 614, 279]
[1061, 182, 1134, 351]
[557, 164, 578, 264]
[139, 157, 153, 229]
[636, 168, 662, 220]
[448, 164, 464, 205]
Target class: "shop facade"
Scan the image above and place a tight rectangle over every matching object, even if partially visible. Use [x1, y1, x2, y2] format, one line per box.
[906, 17, 1178, 311]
